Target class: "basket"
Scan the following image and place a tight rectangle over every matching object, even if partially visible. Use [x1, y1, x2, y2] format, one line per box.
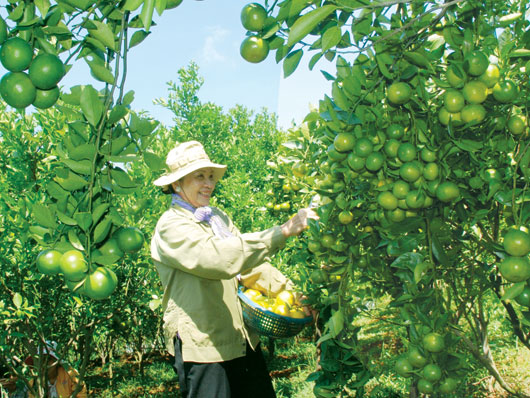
[238, 287, 313, 339]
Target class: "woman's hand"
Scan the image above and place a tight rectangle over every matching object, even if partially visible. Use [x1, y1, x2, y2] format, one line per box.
[281, 208, 319, 237]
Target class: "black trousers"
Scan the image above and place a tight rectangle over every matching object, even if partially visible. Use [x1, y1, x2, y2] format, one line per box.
[173, 337, 276, 398]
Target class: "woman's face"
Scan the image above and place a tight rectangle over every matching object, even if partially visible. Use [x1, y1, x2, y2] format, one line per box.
[175, 168, 217, 207]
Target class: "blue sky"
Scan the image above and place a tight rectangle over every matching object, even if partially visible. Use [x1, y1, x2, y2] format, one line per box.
[60, 0, 333, 130]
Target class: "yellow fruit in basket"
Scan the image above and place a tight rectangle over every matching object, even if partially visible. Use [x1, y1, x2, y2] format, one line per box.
[257, 297, 274, 311]
[276, 290, 296, 307]
[290, 308, 306, 319]
[243, 288, 263, 301]
[253, 297, 265, 306]
[273, 303, 291, 317]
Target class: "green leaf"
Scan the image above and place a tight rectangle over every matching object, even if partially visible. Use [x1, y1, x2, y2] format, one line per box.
[149, 298, 162, 311]
[130, 113, 159, 136]
[494, 190, 513, 205]
[46, 181, 69, 200]
[123, 0, 144, 11]
[501, 282, 526, 301]
[87, 60, 115, 84]
[283, 49, 304, 78]
[287, 0, 311, 18]
[287, 5, 337, 47]
[143, 151, 165, 171]
[110, 168, 137, 188]
[43, 25, 73, 36]
[36, 37, 58, 55]
[342, 75, 361, 97]
[32, 203, 56, 229]
[93, 216, 112, 244]
[100, 135, 130, 156]
[35, 0, 51, 17]
[375, 54, 392, 79]
[404, 50, 433, 70]
[454, 139, 483, 152]
[91, 203, 109, 225]
[62, 159, 92, 175]
[108, 105, 129, 124]
[414, 261, 432, 283]
[499, 12, 522, 26]
[109, 154, 140, 163]
[328, 309, 344, 338]
[85, 37, 106, 52]
[431, 235, 450, 266]
[109, 207, 125, 225]
[54, 171, 88, 191]
[140, 0, 156, 31]
[13, 293, 23, 309]
[123, 90, 135, 106]
[322, 26, 341, 53]
[308, 51, 324, 70]
[92, 252, 121, 266]
[61, 85, 83, 106]
[331, 81, 351, 111]
[68, 229, 85, 251]
[509, 48, 530, 58]
[29, 225, 52, 244]
[56, 210, 77, 226]
[87, 20, 116, 51]
[155, 0, 167, 15]
[62, 0, 91, 10]
[19, 17, 41, 28]
[129, 30, 150, 48]
[80, 85, 104, 127]
[391, 252, 422, 270]
[8, 3, 24, 21]
[70, 143, 97, 161]
[74, 212, 92, 232]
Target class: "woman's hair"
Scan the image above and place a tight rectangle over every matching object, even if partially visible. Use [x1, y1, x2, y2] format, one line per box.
[161, 179, 182, 195]
[161, 184, 175, 195]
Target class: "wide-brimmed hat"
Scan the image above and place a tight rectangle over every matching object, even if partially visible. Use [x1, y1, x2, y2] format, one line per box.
[153, 141, 227, 187]
[25, 340, 60, 366]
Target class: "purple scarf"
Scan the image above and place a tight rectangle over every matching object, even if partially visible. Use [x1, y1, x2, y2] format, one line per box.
[171, 194, 233, 239]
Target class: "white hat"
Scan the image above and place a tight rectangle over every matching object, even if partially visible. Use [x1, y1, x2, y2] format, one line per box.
[38, 340, 58, 360]
[153, 141, 227, 187]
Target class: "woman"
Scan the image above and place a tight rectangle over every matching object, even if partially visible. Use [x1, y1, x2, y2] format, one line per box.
[18, 341, 87, 398]
[150, 141, 317, 398]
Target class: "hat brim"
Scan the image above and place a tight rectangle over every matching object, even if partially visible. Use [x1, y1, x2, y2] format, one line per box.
[153, 161, 226, 186]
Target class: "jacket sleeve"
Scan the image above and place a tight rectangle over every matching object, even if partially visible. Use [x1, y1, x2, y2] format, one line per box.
[151, 208, 287, 280]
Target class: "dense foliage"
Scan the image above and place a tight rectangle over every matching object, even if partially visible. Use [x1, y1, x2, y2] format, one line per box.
[240, 0, 530, 397]
[1, 0, 530, 397]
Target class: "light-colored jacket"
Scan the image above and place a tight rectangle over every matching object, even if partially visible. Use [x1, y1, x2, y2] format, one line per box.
[151, 204, 290, 362]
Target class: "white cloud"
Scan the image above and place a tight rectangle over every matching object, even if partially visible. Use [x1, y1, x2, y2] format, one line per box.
[201, 26, 231, 64]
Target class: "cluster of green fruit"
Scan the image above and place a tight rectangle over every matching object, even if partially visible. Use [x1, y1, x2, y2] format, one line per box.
[395, 332, 458, 394]
[438, 51, 522, 133]
[265, 178, 298, 214]
[0, 19, 66, 110]
[319, 88, 461, 225]
[239, 3, 270, 63]
[36, 227, 144, 300]
[499, 228, 530, 306]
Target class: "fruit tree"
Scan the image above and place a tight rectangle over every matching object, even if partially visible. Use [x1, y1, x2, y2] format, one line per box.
[241, 0, 530, 396]
[0, 0, 190, 396]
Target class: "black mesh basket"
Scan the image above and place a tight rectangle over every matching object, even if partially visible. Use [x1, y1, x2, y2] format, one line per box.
[238, 287, 313, 338]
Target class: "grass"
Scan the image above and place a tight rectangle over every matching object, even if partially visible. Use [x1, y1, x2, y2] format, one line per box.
[265, 335, 317, 398]
[87, 353, 180, 398]
[87, 335, 318, 398]
[87, 304, 530, 398]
